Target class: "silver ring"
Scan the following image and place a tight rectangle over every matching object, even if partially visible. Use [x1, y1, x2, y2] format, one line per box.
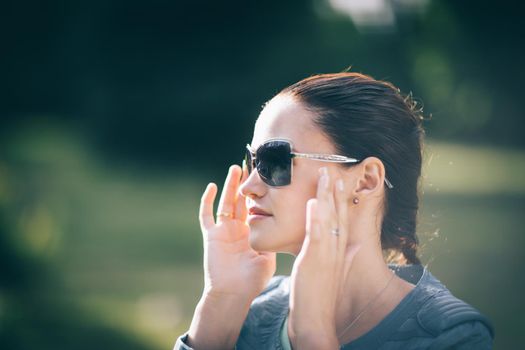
[331, 228, 339, 236]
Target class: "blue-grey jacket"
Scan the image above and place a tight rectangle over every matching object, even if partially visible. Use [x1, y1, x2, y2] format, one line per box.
[174, 264, 494, 349]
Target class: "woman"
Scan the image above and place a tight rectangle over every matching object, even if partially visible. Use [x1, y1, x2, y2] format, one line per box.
[174, 72, 494, 349]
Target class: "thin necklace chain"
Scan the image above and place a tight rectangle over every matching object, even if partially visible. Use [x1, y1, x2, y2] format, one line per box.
[336, 270, 396, 342]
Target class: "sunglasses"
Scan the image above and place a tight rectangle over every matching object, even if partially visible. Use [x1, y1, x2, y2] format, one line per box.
[244, 138, 394, 188]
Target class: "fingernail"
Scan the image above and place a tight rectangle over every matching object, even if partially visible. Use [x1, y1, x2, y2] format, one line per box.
[324, 174, 330, 189]
[320, 173, 328, 189]
[337, 179, 344, 191]
[319, 167, 328, 176]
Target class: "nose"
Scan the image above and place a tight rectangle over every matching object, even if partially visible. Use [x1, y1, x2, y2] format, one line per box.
[239, 167, 267, 199]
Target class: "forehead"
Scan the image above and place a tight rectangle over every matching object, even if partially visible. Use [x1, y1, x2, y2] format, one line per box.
[252, 95, 333, 152]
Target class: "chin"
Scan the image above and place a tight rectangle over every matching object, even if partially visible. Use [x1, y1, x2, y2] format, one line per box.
[248, 227, 302, 255]
[248, 232, 274, 252]
[248, 227, 280, 252]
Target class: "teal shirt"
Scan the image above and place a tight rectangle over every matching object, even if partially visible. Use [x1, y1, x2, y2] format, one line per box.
[280, 313, 292, 350]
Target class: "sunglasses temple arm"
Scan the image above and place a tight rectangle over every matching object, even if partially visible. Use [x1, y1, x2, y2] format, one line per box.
[292, 153, 394, 189]
[292, 152, 360, 163]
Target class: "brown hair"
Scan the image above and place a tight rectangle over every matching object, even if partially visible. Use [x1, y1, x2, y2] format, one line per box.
[279, 72, 424, 265]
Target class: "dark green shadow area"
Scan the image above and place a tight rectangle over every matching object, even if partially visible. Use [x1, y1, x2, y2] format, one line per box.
[419, 193, 525, 349]
[0, 293, 155, 350]
[1, 126, 524, 349]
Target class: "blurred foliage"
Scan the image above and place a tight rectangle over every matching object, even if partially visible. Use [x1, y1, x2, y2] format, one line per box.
[1, 124, 524, 349]
[1, 0, 524, 349]
[0, 130, 158, 349]
[1, 0, 524, 171]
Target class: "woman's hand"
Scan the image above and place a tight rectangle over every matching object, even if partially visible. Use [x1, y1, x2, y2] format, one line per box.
[288, 167, 361, 349]
[186, 164, 276, 350]
[199, 164, 276, 302]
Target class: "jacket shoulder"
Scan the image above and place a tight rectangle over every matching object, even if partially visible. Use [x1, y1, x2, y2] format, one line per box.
[236, 275, 290, 349]
[259, 275, 288, 296]
[417, 289, 494, 339]
[249, 275, 290, 318]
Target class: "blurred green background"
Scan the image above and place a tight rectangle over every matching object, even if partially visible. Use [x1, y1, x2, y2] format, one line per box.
[1, 1, 524, 349]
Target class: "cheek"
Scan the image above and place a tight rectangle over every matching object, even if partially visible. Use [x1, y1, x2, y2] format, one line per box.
[274, 183, 316, 234]
[248, 178, 318, 253]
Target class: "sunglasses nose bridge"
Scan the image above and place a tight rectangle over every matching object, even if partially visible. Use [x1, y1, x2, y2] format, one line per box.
[239, 159, 270, 198]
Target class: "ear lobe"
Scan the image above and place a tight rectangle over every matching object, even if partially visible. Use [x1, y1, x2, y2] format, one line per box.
[354, 157, 385, 196]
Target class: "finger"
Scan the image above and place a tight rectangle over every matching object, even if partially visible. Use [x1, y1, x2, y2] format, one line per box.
[316, 167, 330, 201]
[199, 183, 218, 232]
[217, 165, 242, 220]
[235, 161, 249, 222]
[315, 168, 330, 229]
[327, 179, 339, 254]
[305, 198, 321, 243]
[316, 168, 337, 245]
[335, 178, 349, 262]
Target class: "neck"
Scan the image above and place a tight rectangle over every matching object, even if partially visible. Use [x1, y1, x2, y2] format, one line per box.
[334, 242, 414, 344]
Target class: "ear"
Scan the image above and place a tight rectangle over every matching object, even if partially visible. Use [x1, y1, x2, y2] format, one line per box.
[353, 157, 386, 196]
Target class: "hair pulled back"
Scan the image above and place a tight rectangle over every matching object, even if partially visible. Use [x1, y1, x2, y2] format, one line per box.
[280, 72, 424, 265]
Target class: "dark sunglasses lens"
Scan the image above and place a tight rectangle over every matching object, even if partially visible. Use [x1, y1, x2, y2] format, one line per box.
[256, 141, 292, 186]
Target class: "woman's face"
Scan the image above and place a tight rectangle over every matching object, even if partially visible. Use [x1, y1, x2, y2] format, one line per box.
[239, 94, 345, 256]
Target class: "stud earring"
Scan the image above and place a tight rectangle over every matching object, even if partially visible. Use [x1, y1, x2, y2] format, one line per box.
[352, 197, 359, 205]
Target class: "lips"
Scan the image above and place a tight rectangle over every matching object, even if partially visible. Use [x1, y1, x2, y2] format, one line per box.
[248, 207, 272, 216]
